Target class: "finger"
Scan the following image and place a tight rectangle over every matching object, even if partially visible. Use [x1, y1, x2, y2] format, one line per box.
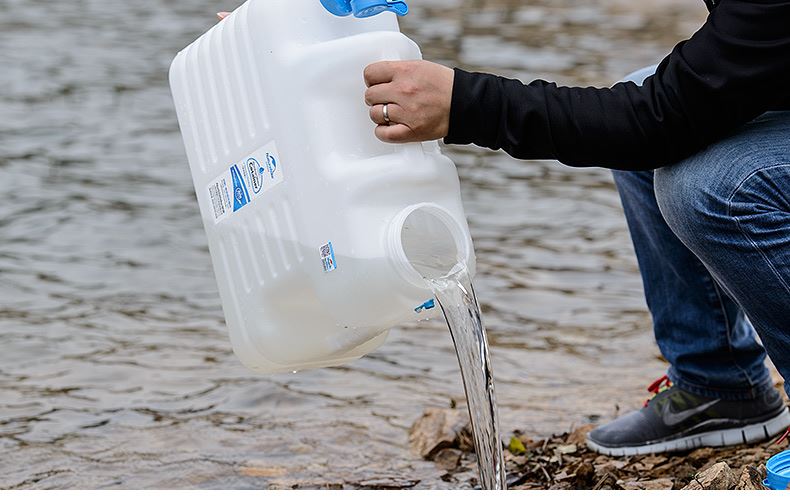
[364, 83, 396, 106]
[217, 12, 231, 21]
[369, 103, 405, 126]
[375, 124, 414, 144]
[364, 61, 397, 87]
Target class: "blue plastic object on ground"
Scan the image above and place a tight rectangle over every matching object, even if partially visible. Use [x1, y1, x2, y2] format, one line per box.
[765, 450, 790, 490]
[320, 0, 408, 18]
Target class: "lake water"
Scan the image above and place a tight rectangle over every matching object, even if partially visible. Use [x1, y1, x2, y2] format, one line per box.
[0, 0, 708, 489]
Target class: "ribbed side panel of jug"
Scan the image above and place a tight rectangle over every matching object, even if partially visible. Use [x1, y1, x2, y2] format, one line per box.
[170, 3, 309, 372]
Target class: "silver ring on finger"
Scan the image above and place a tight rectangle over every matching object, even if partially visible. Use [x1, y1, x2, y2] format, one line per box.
[383, 103, 391, 124]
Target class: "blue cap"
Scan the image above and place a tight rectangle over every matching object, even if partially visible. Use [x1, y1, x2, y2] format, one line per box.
[765, 450, 790, 490]
[320, 0, 408, 18]
[414, 299, 436, 314]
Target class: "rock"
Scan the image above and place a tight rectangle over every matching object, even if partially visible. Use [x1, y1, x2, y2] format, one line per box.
[409, 408, 470, 460]
[434, 448, 463, 471]
[736, 465, 768, 490]
[621, 478, 675, 490]
[567, 424, 595, 445]
[682, 462, 738, 490]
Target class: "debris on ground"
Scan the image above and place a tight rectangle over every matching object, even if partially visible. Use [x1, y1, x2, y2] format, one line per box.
[409, 407, 473, 459]
[411, 407, 789, 490]
[681, 462, 738, 490]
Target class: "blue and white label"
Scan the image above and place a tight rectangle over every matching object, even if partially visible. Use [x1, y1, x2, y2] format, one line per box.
[207, 141, 285, 223]
[320, 241, 337, 273]
[230, 164, 250, 212]
[243, 157, 264, 195]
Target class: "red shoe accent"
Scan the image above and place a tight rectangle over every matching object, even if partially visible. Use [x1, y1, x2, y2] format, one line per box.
[776, 426, 790, 446]
[643, 374, 673, 407]
[647, 374, 671, 394]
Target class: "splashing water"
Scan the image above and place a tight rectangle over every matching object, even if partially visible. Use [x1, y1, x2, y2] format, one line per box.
[429, 265, 507, 490]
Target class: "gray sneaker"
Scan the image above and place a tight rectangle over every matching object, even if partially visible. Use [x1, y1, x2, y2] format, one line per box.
[586, 375, 790, 456]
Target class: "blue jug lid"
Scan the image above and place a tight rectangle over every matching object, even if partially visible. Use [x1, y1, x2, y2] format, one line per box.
[320, 0, 353, 16]
[352, 0, 409, 17]
[320, 0, 408, 18]
[765, 450, 790, 490]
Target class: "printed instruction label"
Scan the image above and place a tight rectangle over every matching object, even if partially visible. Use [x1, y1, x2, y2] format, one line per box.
[207, 141, 284, 223]
[320, 241, 337, 273]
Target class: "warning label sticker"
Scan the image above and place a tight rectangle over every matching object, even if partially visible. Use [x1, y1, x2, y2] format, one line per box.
[206, 141, 284, 223]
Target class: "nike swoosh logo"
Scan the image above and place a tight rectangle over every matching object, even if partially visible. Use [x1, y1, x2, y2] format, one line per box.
[661, 399, 721, 426]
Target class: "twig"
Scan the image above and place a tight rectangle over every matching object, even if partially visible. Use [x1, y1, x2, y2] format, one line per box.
[538, 463, 552, 483]
[592, 472, 614, 490]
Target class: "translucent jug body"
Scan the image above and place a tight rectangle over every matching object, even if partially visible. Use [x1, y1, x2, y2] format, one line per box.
[169, 0, 476, 373]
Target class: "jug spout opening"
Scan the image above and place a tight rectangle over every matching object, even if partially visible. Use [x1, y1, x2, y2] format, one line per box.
[387, 203, 471, 287]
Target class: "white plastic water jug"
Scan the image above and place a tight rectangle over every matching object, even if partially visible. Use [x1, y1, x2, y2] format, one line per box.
[169, 0, 476, 373]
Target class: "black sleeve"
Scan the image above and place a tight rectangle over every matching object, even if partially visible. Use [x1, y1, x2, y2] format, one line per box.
[444, 0, 790, 170]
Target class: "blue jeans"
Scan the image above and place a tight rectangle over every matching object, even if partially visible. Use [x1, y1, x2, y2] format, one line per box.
[613, 69, 790, 400]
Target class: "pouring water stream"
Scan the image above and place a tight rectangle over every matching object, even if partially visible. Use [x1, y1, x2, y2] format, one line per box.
[428, 264, 507, 489]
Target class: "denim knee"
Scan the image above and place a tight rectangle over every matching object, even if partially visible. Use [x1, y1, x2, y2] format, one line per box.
[655, 155, 790, 256]
[653, 159, 727, 251]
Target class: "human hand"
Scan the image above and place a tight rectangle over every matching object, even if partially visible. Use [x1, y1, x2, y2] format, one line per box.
[364, 60, 454, 144]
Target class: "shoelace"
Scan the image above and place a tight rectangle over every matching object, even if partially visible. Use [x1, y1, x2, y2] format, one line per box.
[644, 374, 674, 407]
[776, 426, 790, 446]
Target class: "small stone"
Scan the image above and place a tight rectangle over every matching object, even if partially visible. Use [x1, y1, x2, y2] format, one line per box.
[434, 448, 463, 471]
[682, 462, 738, 490]
[622, 478, 675, 490]
[736, 465, 768, 490]
[409, 408, 470, 460]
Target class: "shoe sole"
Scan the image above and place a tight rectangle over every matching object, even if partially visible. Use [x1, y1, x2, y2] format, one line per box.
[586, 407, 790, 457]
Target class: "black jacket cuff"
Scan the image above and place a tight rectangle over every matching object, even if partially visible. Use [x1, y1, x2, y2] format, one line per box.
[444, 68, 500, 149]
